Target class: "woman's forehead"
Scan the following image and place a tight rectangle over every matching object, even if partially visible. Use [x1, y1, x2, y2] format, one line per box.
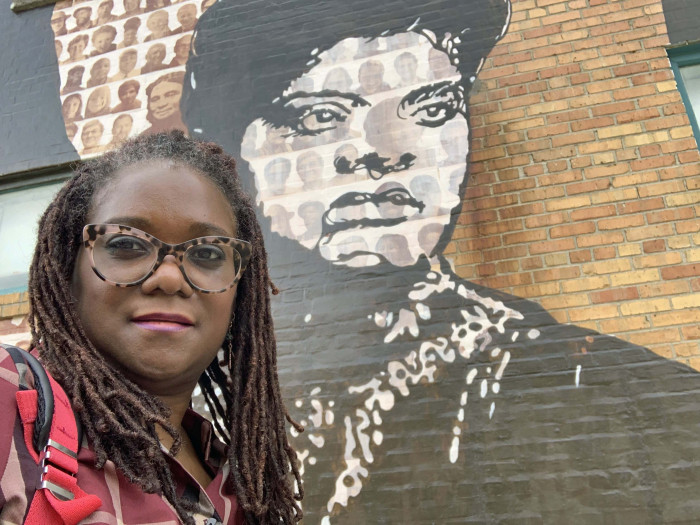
[89, 162, 237, 233]
[285, 33, 444, 95]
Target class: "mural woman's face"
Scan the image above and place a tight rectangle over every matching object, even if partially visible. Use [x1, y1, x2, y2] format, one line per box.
[241, 33, 468, 267]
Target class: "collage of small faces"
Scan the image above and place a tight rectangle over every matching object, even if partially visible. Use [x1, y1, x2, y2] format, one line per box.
[51, 0, 211, 156]
[240, 33, 470, 267]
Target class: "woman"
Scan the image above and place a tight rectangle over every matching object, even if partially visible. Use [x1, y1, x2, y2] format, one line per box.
[85, 85, 112, 118]
[61, 93, 83, 122]
[63, 34, 89, 63]
[183, 1, 700, 524]
[0, 131, 302, 524]
[144, 71, 188, 134]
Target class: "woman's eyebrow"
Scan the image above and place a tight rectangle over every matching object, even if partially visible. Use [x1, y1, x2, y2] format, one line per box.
[401, 81, 458, 106]
[276, 89, 371, 108]
[101, 217, 234, 237]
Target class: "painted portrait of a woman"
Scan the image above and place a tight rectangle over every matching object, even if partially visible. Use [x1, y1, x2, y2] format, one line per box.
[183, 0, 700, 523]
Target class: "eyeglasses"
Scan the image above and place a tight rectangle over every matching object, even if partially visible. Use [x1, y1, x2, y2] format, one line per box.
[82, 224, 252, 293]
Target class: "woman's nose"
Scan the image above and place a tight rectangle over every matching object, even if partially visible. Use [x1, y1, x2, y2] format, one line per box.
[141, 255, 194, 296]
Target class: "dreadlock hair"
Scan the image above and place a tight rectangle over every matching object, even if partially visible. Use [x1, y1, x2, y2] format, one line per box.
[28, 130, 303, 524]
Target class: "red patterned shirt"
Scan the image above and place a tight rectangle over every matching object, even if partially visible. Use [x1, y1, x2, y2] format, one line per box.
[0, 348, 246, 524]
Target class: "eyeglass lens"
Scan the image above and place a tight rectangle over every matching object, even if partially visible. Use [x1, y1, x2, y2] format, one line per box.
[91, 233, 242, 291]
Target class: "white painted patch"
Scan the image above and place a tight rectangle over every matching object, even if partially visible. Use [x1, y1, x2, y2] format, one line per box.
[480, 379, 487, 398]
[460, 391, 468, 406]
[416, 302, 431, 320]
[295, 399, 302, 408]
[495, 351, 510, 381]
[309, 456, 317, 465]
[457, 408, 464, 422]
[449, 436, 459, 463]
[372, 430, 383, 446]
[492, 382, 500, 394]
[575, 365, 582, 387]
[511, 331, 519, 342]
[310, 387, 321, 396]
[489, 402, 495, 419]
[466, 368, 478, 385]
[304, 314, 312, 323]
[528, 329, 540, 339]
[309, 434, 325, 448]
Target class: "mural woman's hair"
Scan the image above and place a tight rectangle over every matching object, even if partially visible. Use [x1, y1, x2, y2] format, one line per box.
[183, 0, 510, 187]
[28, 131, 302, 524]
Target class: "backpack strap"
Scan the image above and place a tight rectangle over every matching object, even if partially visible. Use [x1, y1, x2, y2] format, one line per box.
[2, 344, 102, 525]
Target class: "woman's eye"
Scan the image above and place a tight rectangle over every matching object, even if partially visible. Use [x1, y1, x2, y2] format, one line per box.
[411, 102, 456, 127]
[295, 105, 348, 135]
[104, 236, 150, 258]
[188, 244, 227, 267]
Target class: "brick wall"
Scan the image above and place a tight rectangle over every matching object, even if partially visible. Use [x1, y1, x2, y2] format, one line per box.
[453, 0, 700, 367]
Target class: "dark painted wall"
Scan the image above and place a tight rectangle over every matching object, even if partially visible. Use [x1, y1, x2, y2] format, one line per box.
[0, 3, 77, 177]
[662, 0, 700, 45]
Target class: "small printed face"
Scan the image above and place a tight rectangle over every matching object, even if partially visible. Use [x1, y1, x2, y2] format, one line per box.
[112, 116, 133, 141]
[146, 45, 166, 64]
[177, 5, 197, 30]
[70, 163, 239, 393]
[123, 29, 139, 46]
[92, 60, 111, 80]
[147, 12, 169, 36]
[82, 123, 103, 148]
[149, 80, 183, 120]
[120, 51, 138, 73]
[69, 39, 87, 58]
[88, 90, 109, 113]
[120, 85, 139, 105]
[358, 61, 385, 95]
[241, 33, 468, 267]
[51, 15, 67, 33]
[395, 54, 418, 84]
[55, 40, 63, 58]
[124, 0, 139, 12]
[74, 8, 91, 26]
[67, 68, 83, 85]
[93, 32, 114, 53]
[63, 96, 81, 118]
[98, 1, 113, 18]
[174, 35, 192, 59]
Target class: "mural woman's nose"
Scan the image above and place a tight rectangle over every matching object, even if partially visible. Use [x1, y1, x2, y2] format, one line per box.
[362, 96, 422, 168]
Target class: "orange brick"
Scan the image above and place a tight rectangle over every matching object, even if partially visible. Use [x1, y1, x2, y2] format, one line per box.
[590, 286, 639, 304]
[661, 264, 700, 280]
[577, 232, 625, 248]
[643, 239, 665, 253]
[529, 238, 576, 254]
[593, 246, 617, 259]
[550, 221, 596, 238]
[570, 249, 592, 263]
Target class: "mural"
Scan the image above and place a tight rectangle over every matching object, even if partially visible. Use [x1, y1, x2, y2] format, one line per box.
[51, 0, 208, 155]
[38, 0, 700, 522]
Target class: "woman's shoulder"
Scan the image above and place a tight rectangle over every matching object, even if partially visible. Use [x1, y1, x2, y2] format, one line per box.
[0, 346, 22, 392]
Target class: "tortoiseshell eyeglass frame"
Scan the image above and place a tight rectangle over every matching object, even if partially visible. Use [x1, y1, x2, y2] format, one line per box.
[82, 224, 252, 294]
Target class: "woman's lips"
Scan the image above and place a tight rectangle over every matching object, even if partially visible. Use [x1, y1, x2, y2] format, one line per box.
[131, 313, 194, 332]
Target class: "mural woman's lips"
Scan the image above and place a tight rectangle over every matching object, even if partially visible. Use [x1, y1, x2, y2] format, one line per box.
[320, 188, 426, 241]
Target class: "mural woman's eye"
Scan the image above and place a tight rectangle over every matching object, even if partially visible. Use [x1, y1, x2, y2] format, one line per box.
[297, 105, 348, 135]
[411, 103, 455, 127]
[398, 84, 464, 128]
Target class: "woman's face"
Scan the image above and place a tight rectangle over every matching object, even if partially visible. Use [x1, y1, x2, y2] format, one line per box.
[149, 81, 182, 121]
[63, 96, 81, 118]
[241, 33, 467, 267]
[69, 39, 86, 58]
[88, 90, 108, 113]
[71, 162, 239, 394]
[120, 52, 138, 73]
